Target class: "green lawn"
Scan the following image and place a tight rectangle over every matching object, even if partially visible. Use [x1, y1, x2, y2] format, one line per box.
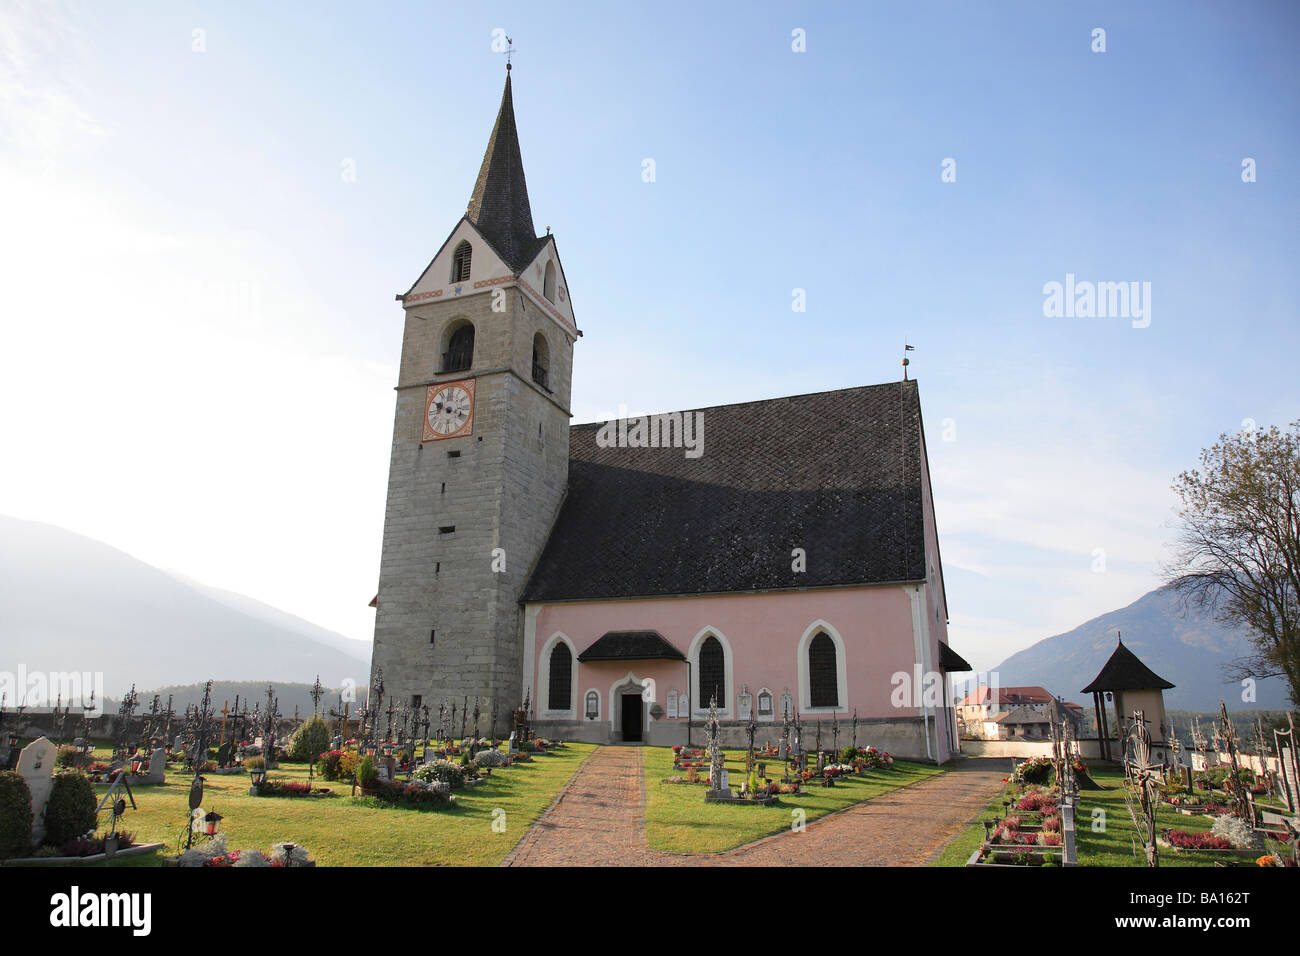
[930, 765, 1257, 867]
[41, 743, 596, 867]
[642, 746, 943, 854]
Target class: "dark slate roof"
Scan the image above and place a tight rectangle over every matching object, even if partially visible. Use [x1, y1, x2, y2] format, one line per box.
[524, 381, 928, 602]
[940, 642, 972, 672]
[466, 74, 537, 273]
[1081, 639, 1176, 693]
[577, 631, 687, 663]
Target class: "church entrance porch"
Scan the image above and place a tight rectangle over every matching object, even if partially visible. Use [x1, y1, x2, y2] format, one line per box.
[620, 692, 643, 743]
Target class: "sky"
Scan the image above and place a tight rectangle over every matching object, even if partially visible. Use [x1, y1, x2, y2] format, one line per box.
[1, 1, 1297, 672]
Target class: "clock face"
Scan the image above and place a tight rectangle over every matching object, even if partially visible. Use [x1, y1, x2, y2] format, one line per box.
[423, 379, 475, 441]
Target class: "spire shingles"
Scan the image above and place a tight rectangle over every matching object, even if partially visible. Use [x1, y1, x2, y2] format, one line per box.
[466, 74, 539, 273]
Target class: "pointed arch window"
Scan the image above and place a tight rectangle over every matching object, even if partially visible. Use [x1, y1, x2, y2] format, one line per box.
[548, 642, 572, 711]
[444, 323, 474, 372]
[808, 632, 839, 708]
[698, 636, 725, 708]
[451, 241, 472, 283]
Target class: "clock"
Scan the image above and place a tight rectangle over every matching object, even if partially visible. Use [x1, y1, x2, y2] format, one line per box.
[423, 379, 475, 441]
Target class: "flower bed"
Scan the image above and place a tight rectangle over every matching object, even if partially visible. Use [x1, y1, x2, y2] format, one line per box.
[252, 779, 331, 798]
[967, 845, 1061, 867]
[2, 831, 166, 866]
[1014, 756, 1052, 786]
[357, 779, 455, 811]
[1163, 829, 1234, 850]
[175, 835, 316, 867]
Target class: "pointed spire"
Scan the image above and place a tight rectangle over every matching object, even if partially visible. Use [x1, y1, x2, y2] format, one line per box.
[466, 73, 537, 273]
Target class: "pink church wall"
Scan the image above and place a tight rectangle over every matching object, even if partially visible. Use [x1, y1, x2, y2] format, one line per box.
[532, 585, 924, 723]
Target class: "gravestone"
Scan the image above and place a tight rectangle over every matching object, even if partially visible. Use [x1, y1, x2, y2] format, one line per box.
[667, 691, 678, 719]
[17, 737, 56, 845]
[737, 690, 752, 721]
[131, 747, 166, 785]
[507, 731, 517, 753]
[174, 735, 184, 753]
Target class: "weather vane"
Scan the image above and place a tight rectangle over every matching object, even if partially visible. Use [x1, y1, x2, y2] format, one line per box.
[505, 35, 515, 72]
[902, 340, 914, 380]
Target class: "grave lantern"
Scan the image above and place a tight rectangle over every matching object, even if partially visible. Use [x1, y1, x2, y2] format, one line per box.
[249, 765, 268, 787]
[202, 809, 223, 837]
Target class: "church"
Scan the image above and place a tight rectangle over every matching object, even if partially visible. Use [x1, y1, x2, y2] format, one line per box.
[367, 69, 970, 762]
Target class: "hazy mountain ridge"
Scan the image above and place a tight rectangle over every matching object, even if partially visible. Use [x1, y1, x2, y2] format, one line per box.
[987, 585, 1293, 711]
[0, 516, 371, 699]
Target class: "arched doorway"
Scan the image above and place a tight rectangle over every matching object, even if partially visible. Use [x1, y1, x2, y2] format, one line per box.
[609, 673, 647, 744]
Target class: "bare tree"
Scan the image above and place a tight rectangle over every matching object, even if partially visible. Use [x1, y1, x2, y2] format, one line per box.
[1165, 421, 1300, 706]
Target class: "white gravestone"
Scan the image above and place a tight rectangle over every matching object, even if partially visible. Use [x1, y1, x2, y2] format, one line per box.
[17, 737, 56, 845]
[131, 748, 166, 785]
[667, 691, 678, 719]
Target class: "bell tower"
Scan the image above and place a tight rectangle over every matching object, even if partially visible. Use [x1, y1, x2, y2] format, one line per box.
[369, 68, 580, 716]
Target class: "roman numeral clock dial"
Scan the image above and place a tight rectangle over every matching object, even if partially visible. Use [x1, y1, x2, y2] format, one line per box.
[422, 379, 475, 441]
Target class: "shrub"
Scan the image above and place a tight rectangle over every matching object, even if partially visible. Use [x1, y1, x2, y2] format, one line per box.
[316, 750, 345, 781]
[338, 750, 359, 779]
[1211, 814, 1257, 849]
[1036, 832, 1063, 847]
[287, 716, 331, 763]
[55, 746, 84, 769]
[244, 756, 266, 771]
[474, 749, 508, 769]
[415, 759, 464, 789]
[839, 746, 860, 762]
[357, 755, 379, 791]
[0, 771, 33, 859]
[44, 771, 97, 846]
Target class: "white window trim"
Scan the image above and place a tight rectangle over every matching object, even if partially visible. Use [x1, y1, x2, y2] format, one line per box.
[797, 619, 847, 714]
[687, 626, 734, 718]
[539, 632, 577, 718]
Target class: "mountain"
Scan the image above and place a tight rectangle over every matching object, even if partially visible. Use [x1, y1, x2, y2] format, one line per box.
[163, 571, 371, 662]
[983, 585, 1293, 712]
[0, 515, 371, 701]
[138, 681, 353, 719]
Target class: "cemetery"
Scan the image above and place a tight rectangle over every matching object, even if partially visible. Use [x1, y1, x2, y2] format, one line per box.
[0, 674, 597, 867]
[934, 703, 1300, 868]
[2, 667, 1295, 869]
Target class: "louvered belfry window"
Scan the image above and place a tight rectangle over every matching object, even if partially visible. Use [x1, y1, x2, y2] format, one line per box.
[549, 642, 572, 711]
[809, 632, 838, 707]
[698, 636, 725, 708]
[451, 241, 472, 282]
